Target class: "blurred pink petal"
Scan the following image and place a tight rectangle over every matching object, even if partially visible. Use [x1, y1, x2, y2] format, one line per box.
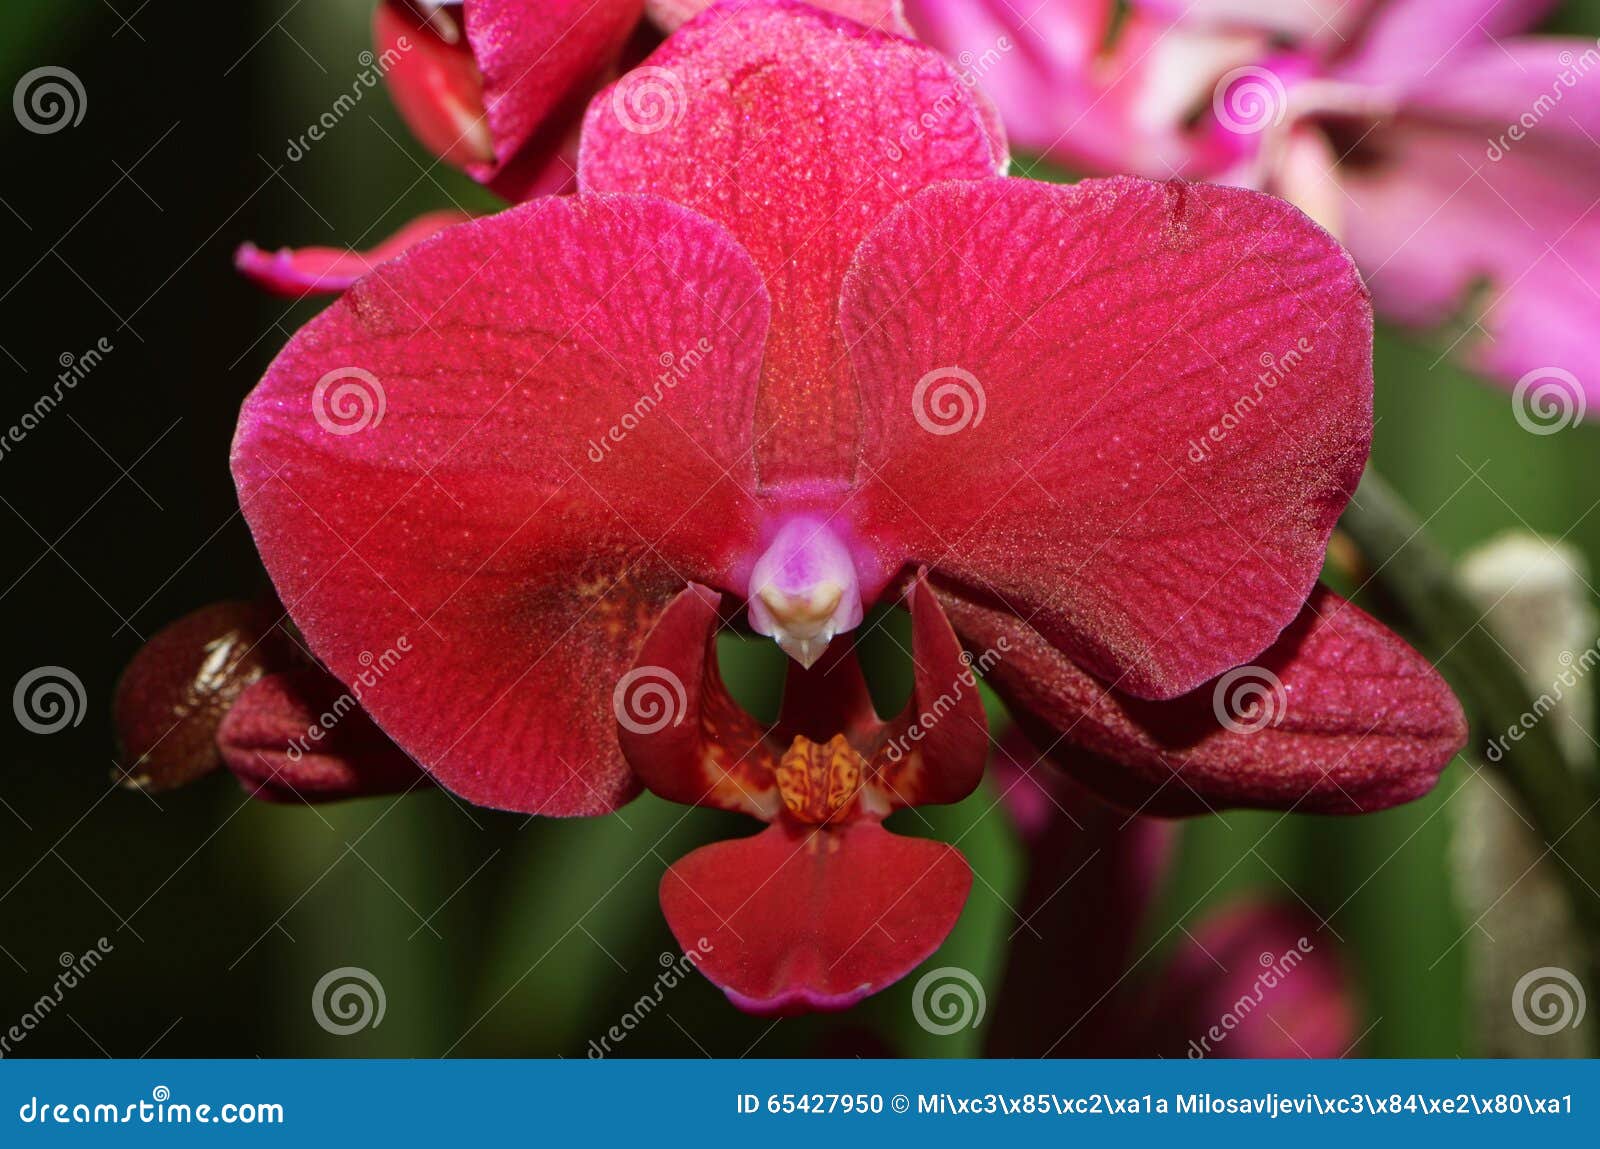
[234, 210, 472, 297]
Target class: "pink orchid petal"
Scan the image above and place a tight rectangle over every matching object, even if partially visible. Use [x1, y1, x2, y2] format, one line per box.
[231, 194, 771, 815]
[581, 0, 1004, 485]
[464, 0, 641, 194]
[113, 601, 303, 793]
[660, 820, 971, 1014]
[648, 0, 911, 34]
[217, 669, 428, 803]
[1333, 42, 1600, 396]
[846, 176, 1372, 699]
[234, 210, 473, 298]
[1334, 0, 1559, 85]
[1147, 902, 1358, 1058]
[938, 584, 1466, 815]
[1134, 0, 1375, 43]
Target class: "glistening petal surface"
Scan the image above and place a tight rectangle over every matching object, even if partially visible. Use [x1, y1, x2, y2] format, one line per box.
[846, 176, 1373, 699]
[937, 584, 1465, 814]
[581, 0, 1004, 484]
[231, 194, 770, 815]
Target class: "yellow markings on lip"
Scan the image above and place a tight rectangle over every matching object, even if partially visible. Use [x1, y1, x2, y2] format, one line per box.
[774, 733, 865, 825]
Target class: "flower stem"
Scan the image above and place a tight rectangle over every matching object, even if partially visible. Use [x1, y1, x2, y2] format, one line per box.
[1340, 470, 1600, 970]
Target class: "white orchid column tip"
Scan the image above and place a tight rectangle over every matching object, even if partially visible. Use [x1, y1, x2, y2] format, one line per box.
[747, 518, 865, 670]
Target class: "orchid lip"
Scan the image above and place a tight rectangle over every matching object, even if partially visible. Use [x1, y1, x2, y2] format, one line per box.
[746, 518, 864, 669]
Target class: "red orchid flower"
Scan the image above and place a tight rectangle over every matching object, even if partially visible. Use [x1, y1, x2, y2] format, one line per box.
[907, 0, 1600, 406]
[227, 0, 1463, 1012]
[987, 737, 1357, 1057]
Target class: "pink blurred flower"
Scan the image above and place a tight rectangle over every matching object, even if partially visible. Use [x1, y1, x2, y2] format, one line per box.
[987, 736, 1359, 1058]
[908, 0, 1600, 406]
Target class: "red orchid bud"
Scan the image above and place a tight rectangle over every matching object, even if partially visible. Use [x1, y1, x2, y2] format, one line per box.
[374, 0, 494, 170]
[112, 601, 302, 793]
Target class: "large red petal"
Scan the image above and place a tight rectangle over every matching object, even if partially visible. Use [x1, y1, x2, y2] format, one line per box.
[660, 820, 971, 1014]
[234, 211, 472, 298]
[231, 194, 769, 815]
[217, 669, 428, 803]
[846, 176, 1372, 699]
[938, 583, 1465, 815]
[581, 0, 1004, 485]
